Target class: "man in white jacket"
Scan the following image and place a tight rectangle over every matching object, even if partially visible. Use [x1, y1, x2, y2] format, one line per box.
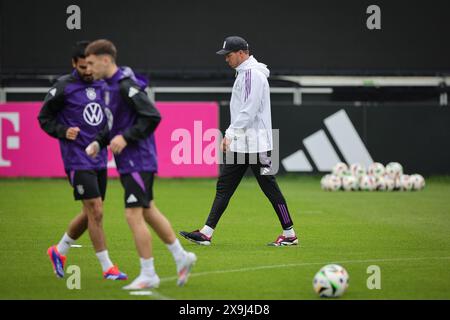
[180, 36, 297, 246]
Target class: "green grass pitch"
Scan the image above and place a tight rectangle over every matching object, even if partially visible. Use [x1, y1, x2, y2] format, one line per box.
[0, 176, 449, 300]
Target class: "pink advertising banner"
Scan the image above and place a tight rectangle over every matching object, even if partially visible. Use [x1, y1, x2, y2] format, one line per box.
[0, 102, 219, 178]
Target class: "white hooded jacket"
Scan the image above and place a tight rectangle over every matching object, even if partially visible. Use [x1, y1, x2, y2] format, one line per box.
[225, 55, 273, 153]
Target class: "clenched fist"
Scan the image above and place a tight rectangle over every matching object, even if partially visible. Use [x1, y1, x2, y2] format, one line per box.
[66, 127, 80, 140]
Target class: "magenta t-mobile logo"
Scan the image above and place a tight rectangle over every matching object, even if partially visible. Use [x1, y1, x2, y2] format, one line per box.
[0, 112, 20, 167]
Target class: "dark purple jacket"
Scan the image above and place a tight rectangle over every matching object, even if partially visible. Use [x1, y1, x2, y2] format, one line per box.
[38, 70, 108, 171]
[96, 67, 161, 174]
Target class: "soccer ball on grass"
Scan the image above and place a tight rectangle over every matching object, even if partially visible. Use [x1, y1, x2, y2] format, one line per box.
[313, 264, 349, 298]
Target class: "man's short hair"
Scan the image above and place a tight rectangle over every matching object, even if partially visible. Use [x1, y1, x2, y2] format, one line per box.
[85, 39, 117, 61]
[72, 40, 90, 62]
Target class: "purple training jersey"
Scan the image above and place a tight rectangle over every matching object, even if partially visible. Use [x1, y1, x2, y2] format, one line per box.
[102, 67, 160, 174]
[38, 70, 108, 171]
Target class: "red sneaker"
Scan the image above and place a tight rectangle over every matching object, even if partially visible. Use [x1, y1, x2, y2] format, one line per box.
[268, 235, 299, 246]
[47, 245, 67, 278]
[103, 265, 128, 280]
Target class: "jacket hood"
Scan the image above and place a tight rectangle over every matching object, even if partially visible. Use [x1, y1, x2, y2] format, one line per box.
[120, 66, 149, 89]
[236, 55, 270, 78]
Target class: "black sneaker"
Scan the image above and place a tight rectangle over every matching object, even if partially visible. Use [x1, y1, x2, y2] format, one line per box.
[267, 235, 299, 247]
[179, 230, 212, 246]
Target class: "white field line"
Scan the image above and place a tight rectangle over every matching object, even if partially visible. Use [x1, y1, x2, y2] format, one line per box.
[127, 289, 175, 300]
[159, 256, 450, 283]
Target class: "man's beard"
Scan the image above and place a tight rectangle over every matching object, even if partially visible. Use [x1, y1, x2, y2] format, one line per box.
[82, 75, 94, 82]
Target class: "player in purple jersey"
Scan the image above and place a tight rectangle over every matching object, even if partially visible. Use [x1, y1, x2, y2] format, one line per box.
[38, 41, 127, 281]
[84, 39, 197, 289]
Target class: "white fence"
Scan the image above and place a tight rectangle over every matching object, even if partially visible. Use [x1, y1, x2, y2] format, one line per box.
[1, 76, 449, 105]
[0, 86, 333, 106]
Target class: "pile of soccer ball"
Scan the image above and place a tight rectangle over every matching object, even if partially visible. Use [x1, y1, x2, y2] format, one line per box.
[321, 162, 425, 191]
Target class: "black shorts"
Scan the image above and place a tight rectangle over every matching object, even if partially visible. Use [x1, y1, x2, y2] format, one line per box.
[66, 169, 107, 201]
[120, 172, 154, 208]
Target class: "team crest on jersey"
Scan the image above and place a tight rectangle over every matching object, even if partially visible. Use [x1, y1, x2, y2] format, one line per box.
[86, 88, 97, 101]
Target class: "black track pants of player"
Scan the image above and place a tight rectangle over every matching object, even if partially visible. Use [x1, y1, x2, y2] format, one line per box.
[205, 152, 294, 230]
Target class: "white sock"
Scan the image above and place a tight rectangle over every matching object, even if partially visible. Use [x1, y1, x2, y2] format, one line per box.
[140, 257, 156, 277]
[167, 239, 186, 262]
[200, 225, 214, 238]
[56, 233, 75, 256]
[283, 228, 296, 238]
[96, 250, 114, 272]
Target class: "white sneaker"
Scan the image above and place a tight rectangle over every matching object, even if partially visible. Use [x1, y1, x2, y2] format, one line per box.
[122, 274, 160, 290]
[177, 252, 197, 287]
